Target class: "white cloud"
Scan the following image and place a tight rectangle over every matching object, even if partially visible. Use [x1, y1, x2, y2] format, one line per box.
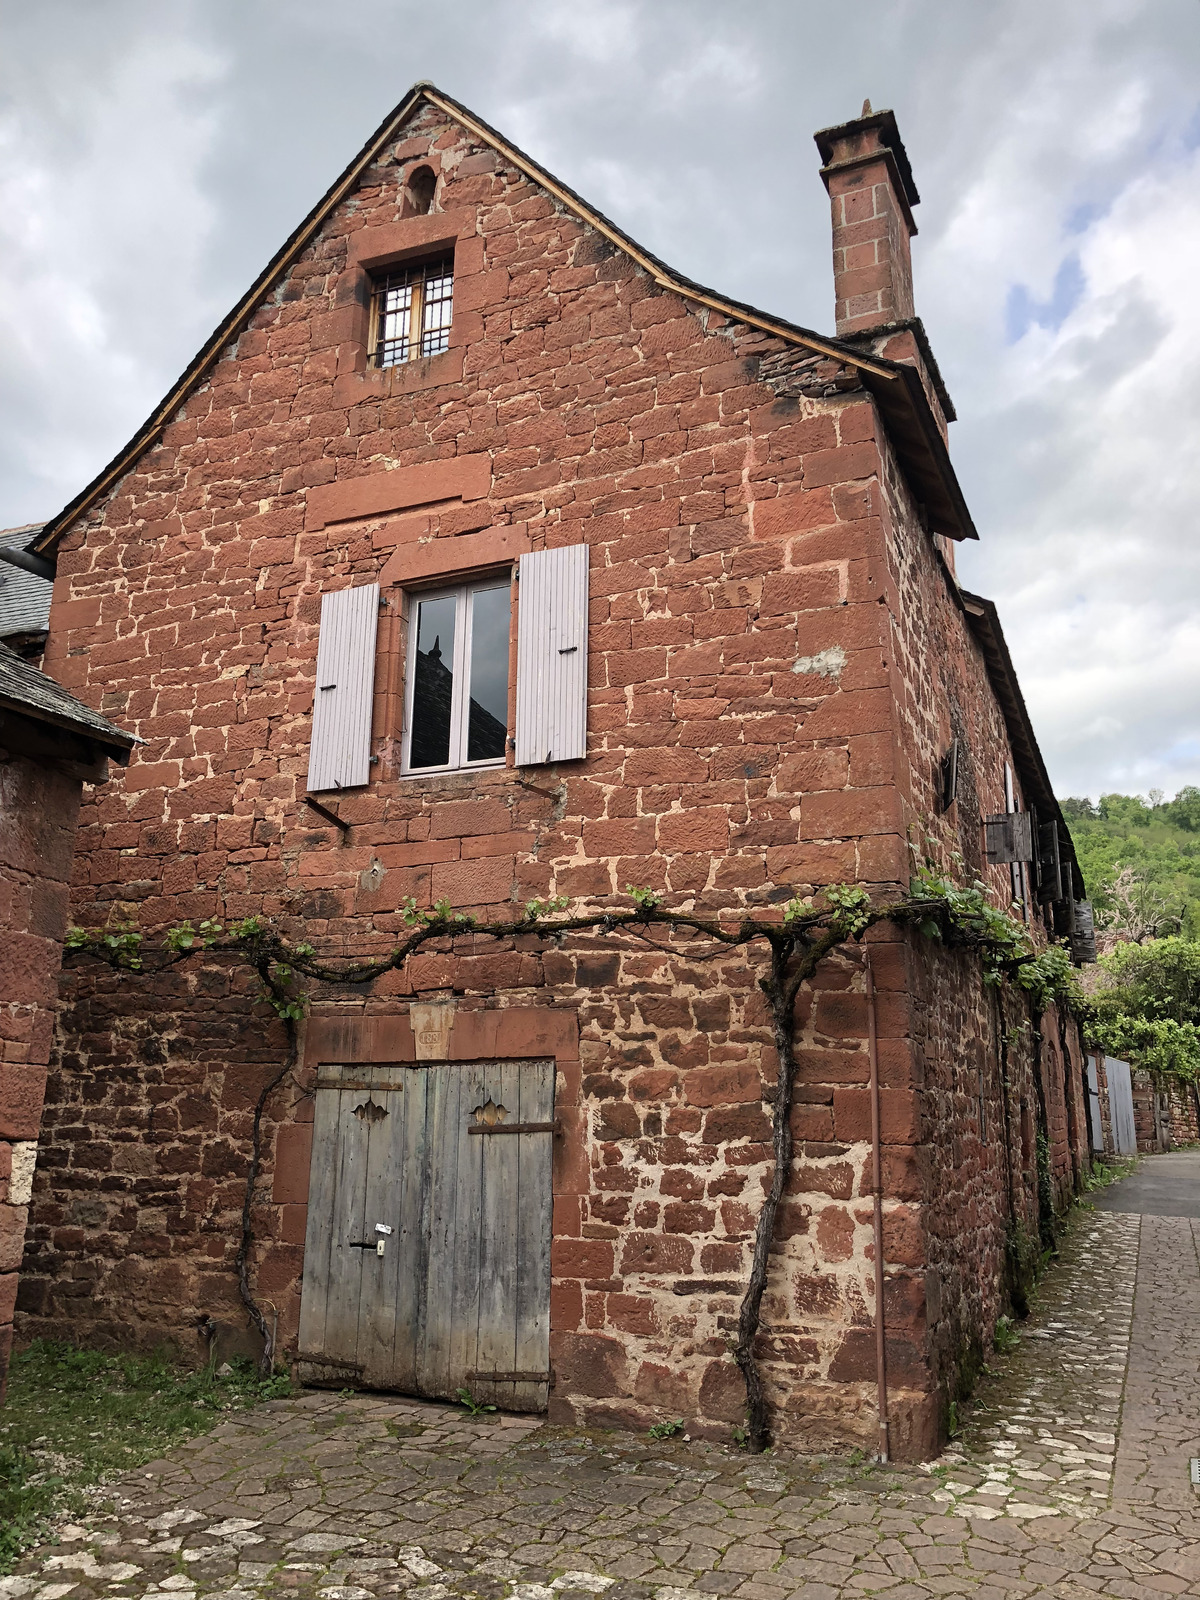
[0, 17, 226, 509]
[953, 107, 1200, 799]
[1, 0, 1197, 802]
[535, 0, 642, 66]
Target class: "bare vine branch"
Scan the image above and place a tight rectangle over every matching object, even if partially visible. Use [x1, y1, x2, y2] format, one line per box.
[63, 876, 1082, 1443]
[235, 956, 299, 1377]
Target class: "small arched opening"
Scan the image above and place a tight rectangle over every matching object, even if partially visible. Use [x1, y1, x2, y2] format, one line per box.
[404, 165, 437, 217]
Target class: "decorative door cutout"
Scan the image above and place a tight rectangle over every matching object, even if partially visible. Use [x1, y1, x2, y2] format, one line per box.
[297, 1058, 554, 1412]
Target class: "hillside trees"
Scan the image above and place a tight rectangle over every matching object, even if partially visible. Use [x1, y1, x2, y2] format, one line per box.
[1088, 936, 1200, 1082]
[1061, 791, 1200, 1082]
[1063, 788, 1200, 941]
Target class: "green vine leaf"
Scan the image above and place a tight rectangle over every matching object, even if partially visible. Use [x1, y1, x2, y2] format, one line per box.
[824, 883, 873, 938]
[626, 885, 661, 910]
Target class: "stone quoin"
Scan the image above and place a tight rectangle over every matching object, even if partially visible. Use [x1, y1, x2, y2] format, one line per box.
[13, 84, 1092, 1457]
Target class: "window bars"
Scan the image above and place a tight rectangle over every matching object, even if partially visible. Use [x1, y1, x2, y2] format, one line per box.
[371, 257, 453, 368]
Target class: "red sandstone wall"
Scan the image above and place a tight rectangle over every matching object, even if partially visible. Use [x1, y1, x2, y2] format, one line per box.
[1131, 1070, 1198, 1152]
[18, 100, 1085, 1455]
[1168, 1080, 1200, 1146]
[828, 371, 1091, 1411]
[0, 752, 83, 1399]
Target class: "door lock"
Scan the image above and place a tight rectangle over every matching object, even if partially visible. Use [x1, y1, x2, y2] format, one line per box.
[350, 1222, 392, 1256]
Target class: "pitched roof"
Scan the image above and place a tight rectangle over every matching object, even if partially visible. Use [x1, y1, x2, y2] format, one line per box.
[0, 640, 135, 759]
[0, 524, 52, 638]
[32, 82, 977, 556]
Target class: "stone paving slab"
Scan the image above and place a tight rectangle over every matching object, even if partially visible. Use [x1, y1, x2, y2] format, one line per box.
[1112, 1213, 1200, 1518]
[7, 1197, 1200, 1600]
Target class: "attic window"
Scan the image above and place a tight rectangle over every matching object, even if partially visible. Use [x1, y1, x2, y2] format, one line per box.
[369, 256, 453, 368]
[405, 165, 437, 216]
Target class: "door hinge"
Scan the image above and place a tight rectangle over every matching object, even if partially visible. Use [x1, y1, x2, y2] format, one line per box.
[467, 1119, 559, 1136]
[465, 1369, 553, 1384]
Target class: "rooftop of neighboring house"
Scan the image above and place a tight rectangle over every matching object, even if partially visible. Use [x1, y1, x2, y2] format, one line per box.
[0, 523, 52, 647]
[0, 638, 135, 761]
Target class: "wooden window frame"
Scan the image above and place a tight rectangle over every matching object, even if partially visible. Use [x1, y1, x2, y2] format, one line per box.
[401, 575, 512, 778]
[368, 254, 454, 369]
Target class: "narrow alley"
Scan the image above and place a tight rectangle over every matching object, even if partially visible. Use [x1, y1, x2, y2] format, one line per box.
[4, 1157, 1200, 1600]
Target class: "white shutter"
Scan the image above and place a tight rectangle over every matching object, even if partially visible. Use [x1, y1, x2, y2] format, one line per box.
[515, 545, 589, 766]
[306, 583, 379, 792]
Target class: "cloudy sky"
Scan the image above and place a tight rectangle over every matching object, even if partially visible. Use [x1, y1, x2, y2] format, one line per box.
[2, 0, 1198, 803]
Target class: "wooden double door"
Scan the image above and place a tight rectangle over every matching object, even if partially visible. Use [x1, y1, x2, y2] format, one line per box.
[297, 1058, 554, 1412]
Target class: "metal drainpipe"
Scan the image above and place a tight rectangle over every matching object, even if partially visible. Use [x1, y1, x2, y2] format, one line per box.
[866, 952, 890, 1464]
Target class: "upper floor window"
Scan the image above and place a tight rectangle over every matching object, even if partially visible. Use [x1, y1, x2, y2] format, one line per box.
[404, 578, 510, 774]
[305, 546, 590, 795]
[370, 255, 453, 368]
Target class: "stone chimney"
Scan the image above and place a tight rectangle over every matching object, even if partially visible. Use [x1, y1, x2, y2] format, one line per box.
[814, 102, 920, 337]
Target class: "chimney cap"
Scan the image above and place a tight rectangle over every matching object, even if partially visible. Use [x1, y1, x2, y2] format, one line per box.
[813, 106, 920, 211]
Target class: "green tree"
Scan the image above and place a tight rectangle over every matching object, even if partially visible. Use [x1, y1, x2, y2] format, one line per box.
[1163, 785, 1200, 833]
[1088, 935, 1200, 1081]
[1063, 788, 1200, 942]
[1096, 936, 1200, 1025]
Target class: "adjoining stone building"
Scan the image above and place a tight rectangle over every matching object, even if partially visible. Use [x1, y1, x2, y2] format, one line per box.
[17, 87, 1091, 1456]
[0, 642, 133, 1400]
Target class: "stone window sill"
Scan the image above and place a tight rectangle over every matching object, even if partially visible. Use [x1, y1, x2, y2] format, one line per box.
[334, 346, 464, 406]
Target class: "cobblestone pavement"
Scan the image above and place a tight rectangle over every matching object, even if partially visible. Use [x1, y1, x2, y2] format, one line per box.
[6, 1189, 1200, 1600]
[927, 1211, 1139, 1523]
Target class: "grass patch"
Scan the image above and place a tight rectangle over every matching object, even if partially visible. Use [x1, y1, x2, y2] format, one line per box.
[1082, 1153, 1141, 1194]
[0, 1340, 291, 1575]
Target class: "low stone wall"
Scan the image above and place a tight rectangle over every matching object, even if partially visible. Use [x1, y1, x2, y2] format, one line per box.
[1132, 1071, 1199, 1152]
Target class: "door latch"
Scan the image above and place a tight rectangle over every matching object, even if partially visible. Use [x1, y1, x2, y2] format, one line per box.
[350, 1221, 392, 1256]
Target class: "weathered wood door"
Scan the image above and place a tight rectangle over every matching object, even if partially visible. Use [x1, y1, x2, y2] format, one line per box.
[297, 1059, 554, 1411]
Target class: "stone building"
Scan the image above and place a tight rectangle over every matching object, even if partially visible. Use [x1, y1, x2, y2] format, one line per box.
[17, 87, 1090, 1456]
[0, 642, 132, 1400]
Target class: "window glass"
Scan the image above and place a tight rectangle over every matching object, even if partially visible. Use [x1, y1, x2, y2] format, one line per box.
[467, 584, 510, 762]
[404, 579, 511, 774]
[409, 595, 457, 769]
[379, 280, 415, 365]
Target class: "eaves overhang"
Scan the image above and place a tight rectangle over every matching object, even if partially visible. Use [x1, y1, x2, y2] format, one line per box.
[861, 363, 976, 539]
[32, 81, 977, 554]
[958, 589, 1085, 898]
